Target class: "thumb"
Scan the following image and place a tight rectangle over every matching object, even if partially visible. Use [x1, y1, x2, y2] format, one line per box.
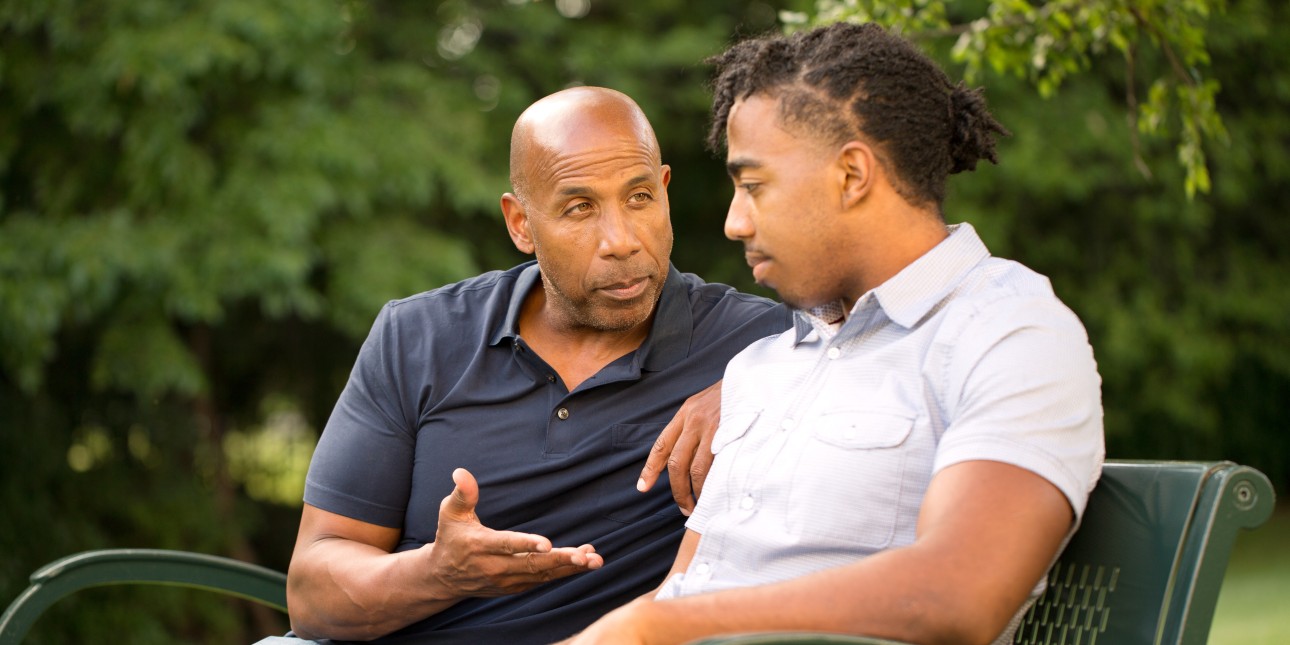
[442, 467, 480, 520]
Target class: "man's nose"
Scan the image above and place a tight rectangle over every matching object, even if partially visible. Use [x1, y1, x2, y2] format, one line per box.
[724, 196, 754, 241]
[599, 205, 642, 258]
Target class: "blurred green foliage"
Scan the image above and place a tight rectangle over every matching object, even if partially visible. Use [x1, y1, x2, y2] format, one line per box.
[1, 0, 1287, 642]
[789, 0, 1230, 198]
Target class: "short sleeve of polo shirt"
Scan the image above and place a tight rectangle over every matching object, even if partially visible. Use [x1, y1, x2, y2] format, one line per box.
[305, 301, 421, 528]
[931, 294, 1104, 520]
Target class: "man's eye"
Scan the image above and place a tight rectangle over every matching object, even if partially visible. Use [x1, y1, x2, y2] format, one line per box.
[565, 202, 593, 216]
[739, 183, 760, 194]
[629, 192, 653, 203]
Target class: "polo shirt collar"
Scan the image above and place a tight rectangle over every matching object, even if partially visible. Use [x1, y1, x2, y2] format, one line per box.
[793, 222, 990, 343]
[490, 261, 542, 348]
[490, 262, 692, 372]
[637, 265, 692, 371]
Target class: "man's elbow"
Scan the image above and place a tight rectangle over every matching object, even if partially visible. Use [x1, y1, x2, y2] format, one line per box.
[288, 609, 391, 643]
[286, 573, 391, 642]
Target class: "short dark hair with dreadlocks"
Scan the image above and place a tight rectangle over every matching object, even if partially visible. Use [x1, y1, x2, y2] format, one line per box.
[707, 22, 1008, 208]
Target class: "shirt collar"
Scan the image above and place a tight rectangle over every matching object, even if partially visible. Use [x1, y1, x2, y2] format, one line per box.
[490, 261, 543, 347]
[793, 222, 990, 343]
[491, 262, 692, 372]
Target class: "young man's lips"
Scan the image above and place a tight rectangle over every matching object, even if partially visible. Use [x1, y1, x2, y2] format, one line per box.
[745, 252, 771, 281]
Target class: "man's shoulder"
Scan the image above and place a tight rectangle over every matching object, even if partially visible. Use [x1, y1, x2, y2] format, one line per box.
[937, 256, 1089, 345]
[387, 264, 528, 311]
[673, 269, 783, 315]
[364, 264, 531, 345]
[670, 270, 792, 340]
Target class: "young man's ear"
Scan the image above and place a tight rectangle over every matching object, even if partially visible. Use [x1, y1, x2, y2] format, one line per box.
[838, 141, 876, 208]
[500, 193, 535, 255]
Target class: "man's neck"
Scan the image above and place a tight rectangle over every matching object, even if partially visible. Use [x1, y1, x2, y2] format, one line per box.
[516, 286, 653, 391]
[842, 203, 949, 311]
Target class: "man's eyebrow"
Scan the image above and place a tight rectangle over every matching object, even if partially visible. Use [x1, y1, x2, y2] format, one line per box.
[559, 174, 656, 198]
[726, 158, 761, 179]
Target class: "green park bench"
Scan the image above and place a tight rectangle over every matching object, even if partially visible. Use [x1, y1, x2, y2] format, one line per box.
[0, 460, 1276, 644]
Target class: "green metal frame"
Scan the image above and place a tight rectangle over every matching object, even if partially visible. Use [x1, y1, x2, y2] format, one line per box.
[0, 461, 1275, 644]
[0, 549, 286, 644]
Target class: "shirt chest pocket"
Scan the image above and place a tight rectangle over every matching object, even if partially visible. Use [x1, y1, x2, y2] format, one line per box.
[596, 423, 683, 524]
[787, 408, 917, 549]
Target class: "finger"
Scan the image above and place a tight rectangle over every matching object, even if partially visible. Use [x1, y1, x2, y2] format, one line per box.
[666, 425, 701, 515]
[485, 528, 553, 555]
[505, 553, 604, 580]
[690, 429, 717, 500]
[640, 379, 721, 492]
[441, 467, 480, 520]
[666, 379, 723, 513]
[560, 544, 602, 568]
[501, 549, 599, 576]
[639, 416, 683, 492]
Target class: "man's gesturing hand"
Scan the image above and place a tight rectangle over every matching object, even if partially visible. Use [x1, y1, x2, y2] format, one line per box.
[426, 468, 603, 598]
[637, 379, 723, 516]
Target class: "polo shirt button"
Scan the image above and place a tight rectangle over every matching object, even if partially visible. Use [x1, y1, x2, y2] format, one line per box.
[556, 407, 569, 420]
[694, 562, 711, 575]
[780, 418, 795, 431]
[546, 374, 556, 383]
[739, 495, 754, 510]
[827, 347, 841, 360]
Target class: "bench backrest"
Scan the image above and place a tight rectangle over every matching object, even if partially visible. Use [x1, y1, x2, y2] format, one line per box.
[0, 460, 1277, 644]
[1012, 460, 1275, 645]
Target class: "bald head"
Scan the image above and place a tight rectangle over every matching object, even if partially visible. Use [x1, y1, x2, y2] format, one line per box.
[509, 87, 661, 206]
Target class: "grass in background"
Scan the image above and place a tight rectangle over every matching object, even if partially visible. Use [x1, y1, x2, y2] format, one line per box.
[1209, 505, 1290, 644]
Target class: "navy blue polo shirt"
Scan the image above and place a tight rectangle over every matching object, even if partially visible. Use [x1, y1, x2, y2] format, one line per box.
[305, 261, 790, 644]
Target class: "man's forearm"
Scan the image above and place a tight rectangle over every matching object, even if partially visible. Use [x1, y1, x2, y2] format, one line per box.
[610, 543, 1011, 645]
[607, 462, 1074, 645]
[287, 538, 459, 641]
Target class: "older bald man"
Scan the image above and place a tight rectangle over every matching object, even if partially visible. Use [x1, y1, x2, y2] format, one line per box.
[277, 87, 790, 644]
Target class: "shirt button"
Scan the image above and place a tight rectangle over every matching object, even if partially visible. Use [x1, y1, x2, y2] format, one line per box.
[739, 495, 755, 510]
[546, 374, 556, 383]
[556, 407, 569, 420]
[694, 562, 711, 575]
[780, 418, 795, 431]
[827, 347, 841, 360]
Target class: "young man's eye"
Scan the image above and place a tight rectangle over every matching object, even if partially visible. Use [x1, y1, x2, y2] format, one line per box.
[739, 183, 760, 194]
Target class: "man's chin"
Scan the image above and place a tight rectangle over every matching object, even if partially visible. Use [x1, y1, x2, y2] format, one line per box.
[585, 291, 661, 332]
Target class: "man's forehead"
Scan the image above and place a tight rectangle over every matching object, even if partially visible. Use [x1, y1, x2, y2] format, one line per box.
[727, 95, 782, 139]
[527, 121, 661, 193]
[543, 148, 661, 192]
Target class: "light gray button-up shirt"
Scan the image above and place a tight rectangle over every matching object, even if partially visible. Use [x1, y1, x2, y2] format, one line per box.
[657, 223, 1104, 637]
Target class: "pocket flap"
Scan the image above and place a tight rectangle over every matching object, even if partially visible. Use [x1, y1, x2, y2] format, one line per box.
[813, 409, 915, 449]
[711, 409, 761, 454]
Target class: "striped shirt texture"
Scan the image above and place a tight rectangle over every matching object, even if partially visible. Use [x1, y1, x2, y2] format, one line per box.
[656, 223, 1105, 643]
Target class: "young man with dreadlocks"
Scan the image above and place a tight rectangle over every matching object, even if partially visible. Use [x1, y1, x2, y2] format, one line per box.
[562, 23, 1104, 645]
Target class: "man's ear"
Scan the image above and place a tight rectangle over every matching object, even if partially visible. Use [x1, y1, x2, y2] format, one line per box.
[500, 193, 535, 255]
[838, 141, 876, 209]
